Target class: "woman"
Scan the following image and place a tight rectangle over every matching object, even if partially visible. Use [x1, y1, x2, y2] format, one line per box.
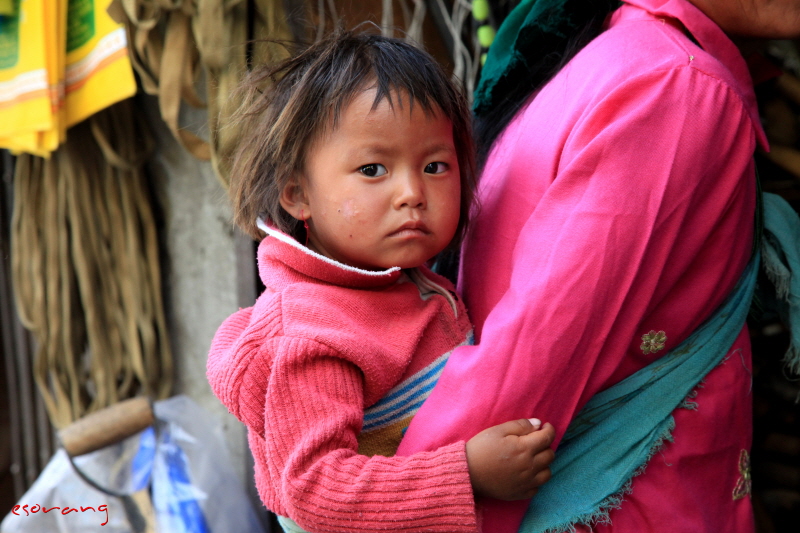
[397, 0, 800, 532]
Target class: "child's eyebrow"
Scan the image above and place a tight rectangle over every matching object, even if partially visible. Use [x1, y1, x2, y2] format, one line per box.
[423, 143, 457, 157]
[342, 145, 395, 162]
[354, 145, 395, 157]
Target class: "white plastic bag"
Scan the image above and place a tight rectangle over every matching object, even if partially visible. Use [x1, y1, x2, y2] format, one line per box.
[1, 395, 265, 533]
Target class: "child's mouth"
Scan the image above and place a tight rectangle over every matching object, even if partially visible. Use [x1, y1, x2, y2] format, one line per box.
[389, 221, 430, 237]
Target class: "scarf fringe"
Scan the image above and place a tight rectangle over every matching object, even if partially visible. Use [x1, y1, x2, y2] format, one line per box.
[783, 345, 800, 377]
[762, 241, 791, 300]
[761, 242, 792, 301]
[542, 417, 677, 533]
[680, 389, 700, 410]
[761, 238, 800, 376]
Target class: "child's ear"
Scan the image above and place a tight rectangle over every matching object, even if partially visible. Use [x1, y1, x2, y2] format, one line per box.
[279, 179, 310, 220]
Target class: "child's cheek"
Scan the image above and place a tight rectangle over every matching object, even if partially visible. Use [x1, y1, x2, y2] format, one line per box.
[339, 199, 359, 220]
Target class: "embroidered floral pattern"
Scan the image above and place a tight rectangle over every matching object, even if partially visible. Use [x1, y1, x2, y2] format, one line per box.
[733, 449, 751, 500]
[640, 330, 667, 354]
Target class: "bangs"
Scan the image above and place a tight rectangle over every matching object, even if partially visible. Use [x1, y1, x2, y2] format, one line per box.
[302, 34, 463, 132]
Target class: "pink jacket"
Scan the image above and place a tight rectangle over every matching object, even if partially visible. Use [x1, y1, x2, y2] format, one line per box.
[207, 228, 478, 532]
[398, 0, 764, 532]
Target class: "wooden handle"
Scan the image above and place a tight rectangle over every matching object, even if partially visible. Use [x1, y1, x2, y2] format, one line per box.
[58, 397, 154, 457]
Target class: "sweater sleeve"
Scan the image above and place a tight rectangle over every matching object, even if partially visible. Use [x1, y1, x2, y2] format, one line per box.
[260, 335, 478, 533]
[397, 65, 758, 530]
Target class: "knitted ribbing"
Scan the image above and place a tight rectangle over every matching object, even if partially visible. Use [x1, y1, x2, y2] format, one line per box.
[207, 233, 478, 532]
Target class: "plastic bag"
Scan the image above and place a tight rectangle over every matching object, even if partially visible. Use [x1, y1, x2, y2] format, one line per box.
[0, 395, 266, 533]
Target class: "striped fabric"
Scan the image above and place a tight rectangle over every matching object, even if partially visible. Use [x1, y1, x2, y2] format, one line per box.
[278, 331, 474, 533]
[357, 331, 473, 457]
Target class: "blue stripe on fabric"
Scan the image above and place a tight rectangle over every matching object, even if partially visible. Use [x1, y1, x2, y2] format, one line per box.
[362, 381, 439, 431]
[363, 360, 446, 422]
[370, 355, 448, 407]
[361, 331, 473, 432]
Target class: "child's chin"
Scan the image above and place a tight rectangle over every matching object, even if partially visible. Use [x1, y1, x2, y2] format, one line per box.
[356, 251, 431, 271]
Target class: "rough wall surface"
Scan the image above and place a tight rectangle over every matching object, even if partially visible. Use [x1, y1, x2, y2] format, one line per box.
[140, 93, 263, 520]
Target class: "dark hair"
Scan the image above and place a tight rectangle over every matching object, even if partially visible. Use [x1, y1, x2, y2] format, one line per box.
[228, 29, 477, 249]
[474, 3, 614, 167]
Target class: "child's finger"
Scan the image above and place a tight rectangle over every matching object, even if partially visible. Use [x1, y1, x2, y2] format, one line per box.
[492, 418, 542, 437]
[519, 422, 556, 451]
[532, 466, 552, 487]
[531, 448, 556, 470]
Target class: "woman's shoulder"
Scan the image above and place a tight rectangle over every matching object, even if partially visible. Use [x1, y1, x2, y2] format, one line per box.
[568, 11, 743, 104]
[529, 16, 757, 147]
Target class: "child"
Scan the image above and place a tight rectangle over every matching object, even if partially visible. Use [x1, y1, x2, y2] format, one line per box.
[207, 30, 555, 533]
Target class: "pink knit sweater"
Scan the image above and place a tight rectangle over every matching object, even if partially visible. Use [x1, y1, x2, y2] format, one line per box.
[207, 228, 478, 532]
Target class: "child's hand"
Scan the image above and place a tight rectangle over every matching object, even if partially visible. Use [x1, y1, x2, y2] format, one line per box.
[465, 418, 555, 501]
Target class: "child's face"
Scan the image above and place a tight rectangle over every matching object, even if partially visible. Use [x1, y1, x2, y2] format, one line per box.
[285, 88, 461, 271]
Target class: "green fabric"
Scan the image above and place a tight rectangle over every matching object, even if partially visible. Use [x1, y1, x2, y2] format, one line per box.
[473, 0, 618, 116]
[0, 0, 15, 16]
[761, 192, 800, 374]
[277, 515, 310, 533]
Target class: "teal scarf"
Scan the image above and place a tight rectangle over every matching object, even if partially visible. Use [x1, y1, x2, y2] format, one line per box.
[761, 192, 800, 374]
[473, 0, 618, 117]
[519, 192, 800, 533]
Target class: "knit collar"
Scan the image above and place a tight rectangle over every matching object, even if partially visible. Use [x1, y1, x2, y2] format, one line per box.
[622, 0, 768, 149]
[256, 220, 403, 289]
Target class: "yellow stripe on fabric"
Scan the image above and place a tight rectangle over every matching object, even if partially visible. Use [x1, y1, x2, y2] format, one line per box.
[0, 0, 52, 145]
[64, 1, 135, 127]
[357, 415, 414, 457]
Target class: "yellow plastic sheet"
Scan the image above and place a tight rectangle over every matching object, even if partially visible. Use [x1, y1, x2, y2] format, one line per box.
[0, 0, 136, 156]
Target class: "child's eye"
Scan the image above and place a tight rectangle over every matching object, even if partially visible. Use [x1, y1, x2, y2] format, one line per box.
[359, 164, 387, 177]
[424, 162, 448, 174]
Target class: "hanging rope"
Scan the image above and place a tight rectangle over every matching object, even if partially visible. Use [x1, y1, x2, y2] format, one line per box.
[108, 0, 295, 186]
[11, 99, 172, 429]
[207, 0, 295, 185]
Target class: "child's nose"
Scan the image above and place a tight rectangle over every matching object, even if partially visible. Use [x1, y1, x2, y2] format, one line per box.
[394, 172, 426, 209]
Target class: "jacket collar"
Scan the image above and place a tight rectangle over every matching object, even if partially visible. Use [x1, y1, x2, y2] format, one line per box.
[256, 220, 402, 289]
